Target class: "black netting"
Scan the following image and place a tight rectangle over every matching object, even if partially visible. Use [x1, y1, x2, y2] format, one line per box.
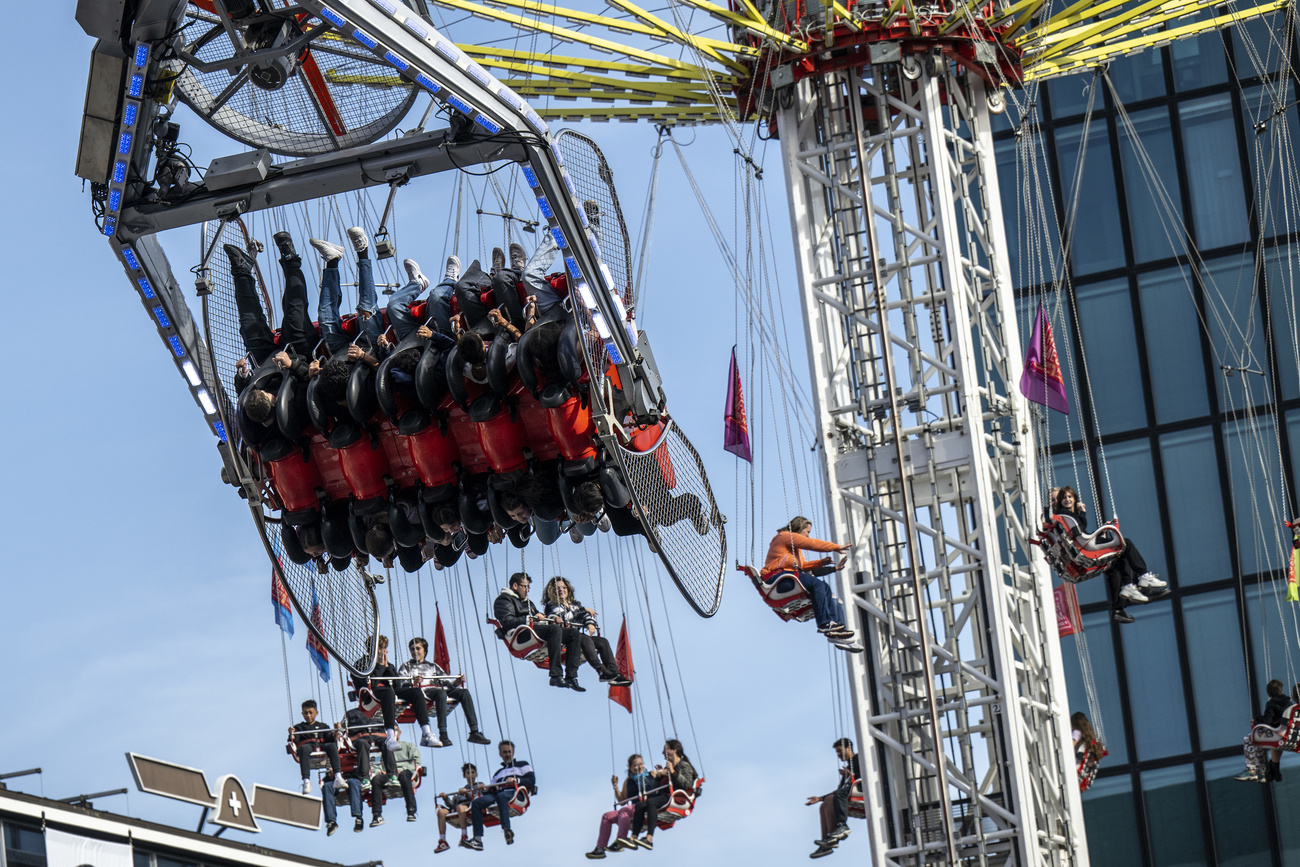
[201, 220, 380, 676]
[552, 130, 634, 307]
[176, 5, 417, 156]
[614, 420, 726, 617]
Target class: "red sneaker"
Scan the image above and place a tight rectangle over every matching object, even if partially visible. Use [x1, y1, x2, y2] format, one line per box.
[434, 840, 450, 854]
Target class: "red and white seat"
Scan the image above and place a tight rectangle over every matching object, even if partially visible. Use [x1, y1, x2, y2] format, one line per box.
[1032, 513, 1126, 583]
[1249, 704, 1300, 752]
[655, 777, 705, 830]
[738, 565, 814, 623]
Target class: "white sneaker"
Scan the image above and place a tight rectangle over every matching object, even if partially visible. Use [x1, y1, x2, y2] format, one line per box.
[831, 638, 864, 653]
[404, 258, 429, 291]
[420, 732, 442, 748]
[1120, 584, 1149, 604]
[346, 226, 369, 253]
[310, 238, 346, 262]
[1138, 572, 1166, 590]
[301, 779, 312, 795]
[445, 254, 461, 282]
[385, 735, 400, 751]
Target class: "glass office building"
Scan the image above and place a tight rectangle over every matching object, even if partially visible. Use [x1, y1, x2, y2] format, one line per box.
[992, 12, 1300, 866]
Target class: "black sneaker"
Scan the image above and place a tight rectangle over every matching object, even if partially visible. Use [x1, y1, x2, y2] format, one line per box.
[273, 230, 297, 260]
[1112, 609, 1135, 624]
[354, 817, 364, 833]
[407, 811, 417, 822]
[564, 677, 586, 692]
[438, 732, 453, 747]
[326, 821, 338, 836]
[464, 838, 483, 851]
[586, 848, 607, 859]
[468, 731, 492, 745]
[370, 815, 385, 827]
[599, 668, 618, 682]
[610, 674, 633, 686]
[223, 244, 253, 275]
[504, 828, 515, 845]
[830, 824, 851, 841]
[549, 675, 565, 688]
[810, 844, 835, 859]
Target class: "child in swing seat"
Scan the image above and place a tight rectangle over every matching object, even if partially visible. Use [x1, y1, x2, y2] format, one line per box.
[1234, 679, 1296, 783]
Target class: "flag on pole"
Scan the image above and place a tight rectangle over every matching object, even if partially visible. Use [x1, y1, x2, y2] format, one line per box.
[433, 605, 451, 672]
[307, 586, 331, 682]
[272, 569, 294, 637]
[723, 347, 753, 462]
[609, 618, 635, 713]
[1020, 303, 1071, 415]
[1054, 583, 1083, 638]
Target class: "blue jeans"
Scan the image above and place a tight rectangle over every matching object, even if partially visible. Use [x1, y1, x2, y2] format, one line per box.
[799, 571, 845, 628]
[319, 260, 382, 354]
[471, 790, 513, 837]
[320, 778, 366, 825]
[387, 277, 456, 340]
[522, 232, 563, 319]
[533, 518, 561, 545]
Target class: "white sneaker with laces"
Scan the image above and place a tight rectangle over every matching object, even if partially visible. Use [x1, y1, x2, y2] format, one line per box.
[1119, 584, 1149, 604]
[301, 779, 312, 795]
[444, 255, 461, 282]
[346, 227, 369, 253]
[404, 258, 429, 291]
[310, 238, 345, 263]
[420, 732, 442, 748]
[1138, 572, 1166, 590]
[831, 638, 864, 653]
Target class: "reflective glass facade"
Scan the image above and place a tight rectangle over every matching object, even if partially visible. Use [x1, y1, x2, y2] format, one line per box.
[994, 14, 1300, 865]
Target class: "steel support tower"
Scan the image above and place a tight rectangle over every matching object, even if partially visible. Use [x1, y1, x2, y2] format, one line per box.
[776, 64, 1084, 866]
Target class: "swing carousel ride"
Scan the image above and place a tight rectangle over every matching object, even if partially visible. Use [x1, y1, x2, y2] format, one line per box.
[75, 0, 1299, 863]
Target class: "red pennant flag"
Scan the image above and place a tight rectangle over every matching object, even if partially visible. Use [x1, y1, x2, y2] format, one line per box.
[433, 605, 451, 672]
[609, 618, 634, 714]
[1054, 583, 1083, 638]
[1020, 304, 1071, 415]
[723, 347, 752, 462]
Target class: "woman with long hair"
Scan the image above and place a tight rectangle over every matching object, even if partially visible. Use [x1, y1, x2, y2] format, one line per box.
[542, 576, 631, 689]
[586, 754, 650, 858]
[628, 740, 697, 850]
[762, 516, 860, 652]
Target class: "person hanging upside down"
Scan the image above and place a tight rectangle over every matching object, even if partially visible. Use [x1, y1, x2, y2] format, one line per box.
[628, 739, 696, 851]
[435, 762, 485, 852]
[465, 740, 535, 851]
[1050, 486, 1166, 624]
[397, 636, 493, 747]
[289, 699, 341, 794]
[542, 577, 631, 688]
[351, 635, 440, 749]
[586, 754, 650, 859]
[808, 737, 859, 858]
[1235, 679, 1295, 783]
[387, 255, 460, 339]
[493, 572, 582, 689]
[762, 517, 862, 653]
[309, 229, 383, 355]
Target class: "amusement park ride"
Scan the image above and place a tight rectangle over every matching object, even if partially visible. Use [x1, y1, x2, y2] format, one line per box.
[74, 0, 1284, 864]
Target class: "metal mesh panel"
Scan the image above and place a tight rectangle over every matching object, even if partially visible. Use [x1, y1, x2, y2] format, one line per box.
[200, 221, 380, 676]
[552, 130, 634, 307]
[177, 5, 417, 156]
[613, 420, 726, 617]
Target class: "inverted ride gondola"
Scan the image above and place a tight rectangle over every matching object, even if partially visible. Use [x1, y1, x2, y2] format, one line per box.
[76, 0, 728, 677]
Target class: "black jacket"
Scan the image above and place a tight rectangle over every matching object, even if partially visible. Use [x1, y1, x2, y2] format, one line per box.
[1052, 502, 1089, 532]
[234, 357, 310, 396]
[290, 720, 334, 746]
[494, 588, 540, 632]
[1256, 694, 1294, 727]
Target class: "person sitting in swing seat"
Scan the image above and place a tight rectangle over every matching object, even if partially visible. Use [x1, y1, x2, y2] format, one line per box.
[542, 576, 631, 688]
[289, 699, 342, 794]
[350, 635, 441, 749]
[627, 739, 696, 850]
[435, 762, 485, 852]
[1071, 712, 1105, 792]
[1235, 679, 1295, 783]
[370, 725, 420, 826]
[587, 754, 650, 858]
[762, 517, 862, 652]
[493, 572, 583, 689]
[397, 636, 493, 748]
[808, 737, 859, 858]
[1050, 486, 1166, 624]
[464, 740, 535, 851]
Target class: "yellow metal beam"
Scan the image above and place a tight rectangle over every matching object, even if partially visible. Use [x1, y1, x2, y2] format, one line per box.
[663, 0, 809, 51]
[459, 45, 733, 83]
[1030, 0, 1217, 54]
[998, 0, 1050, 41]
[828, 0, 863, 31]
[533, 105, 730, 122]
[322, 67, 717, 104]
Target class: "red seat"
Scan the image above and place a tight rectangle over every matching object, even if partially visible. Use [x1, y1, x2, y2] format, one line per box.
[352, 679, 465, 724]
[266, 451, 322, 513]
[1076, 743, 1108, 792]
[737, 565, 814, 623]
[847, 778, 864, 820]
[1250, 704, 1300, 752]
[479, 784, 531, 828]
[655, 777, 704, 830]
[1032, 514, 1125, 583]
[331, 746, 425, 805]
[488, 617, 565, 670]
[405, 423, 462, 488]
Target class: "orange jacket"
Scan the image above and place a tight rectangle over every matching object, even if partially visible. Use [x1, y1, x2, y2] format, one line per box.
[762, 531, 842, 576]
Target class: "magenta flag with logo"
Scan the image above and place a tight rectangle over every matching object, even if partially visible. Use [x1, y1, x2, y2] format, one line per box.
[1020, 304, 1071, 415]
[723, 347, 753, 462]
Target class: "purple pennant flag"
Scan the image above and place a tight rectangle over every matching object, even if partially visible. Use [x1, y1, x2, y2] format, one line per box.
[1019, 303, 1071, 415]
[723, 347, 753, 462]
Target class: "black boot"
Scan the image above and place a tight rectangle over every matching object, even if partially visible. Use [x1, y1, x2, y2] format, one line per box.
[1268, 760, 1283, 782]
[224, 243, 253, 275]
[273, 230, 297, 260]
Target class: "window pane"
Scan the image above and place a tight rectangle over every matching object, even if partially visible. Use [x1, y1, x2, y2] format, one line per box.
[1142, 765, 1208, 867]
[4, 826, 46, 867]
[1272, 757, 1300, 864]
[1159, 428, 1230, 584]
[1232, 12, 1290, 77]
[1098, 439, 1167, 579]
[1082, 775, 1142, 867]
[1138, 268, 1210, 422]
[1180, 95, 1249, 250]
[1245, 581, 1294, 703]
[134, 853, 152, 867]
[1055, 120, 1126, 276]
[1224, 416, 1285, 576]
[1182, 590, 1250, 750]
[1061, 610, 1128, 764]
[1052, 449, 1108, 606]
[1076, 279, 1147, 431]
[1205, 756, 1272, 867]
[1048, 73, 1097, 120]
[1270, 247, 1300, 400]
[1122, 603, 1191, 759]
[1171, 17, 1228, 91]
[1204, 252, 1271, 413]
[1243, 83, 1299, 242]
[1117, 107, 1184, 264]
[1108, 48, 1168, 105]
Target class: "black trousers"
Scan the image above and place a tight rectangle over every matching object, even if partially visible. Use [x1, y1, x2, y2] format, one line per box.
[373, 769, 417, 815]
[1106, 540, 1150, 611]
[533, 621, 580, 677]
[831, 783, 850, 826]
[579, 632, 616, 672]
[373, 684, 430, 728]
[296, 740, 341, 779]
[353, 737, 396, 779]
[428, 686, 480, 733]
[454, 267, 494, 332]
[235, 254, 316, 365]
[631, 793, 670, 835]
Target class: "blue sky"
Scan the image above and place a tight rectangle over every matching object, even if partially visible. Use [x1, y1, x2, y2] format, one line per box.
[0, 4, 865, 865]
